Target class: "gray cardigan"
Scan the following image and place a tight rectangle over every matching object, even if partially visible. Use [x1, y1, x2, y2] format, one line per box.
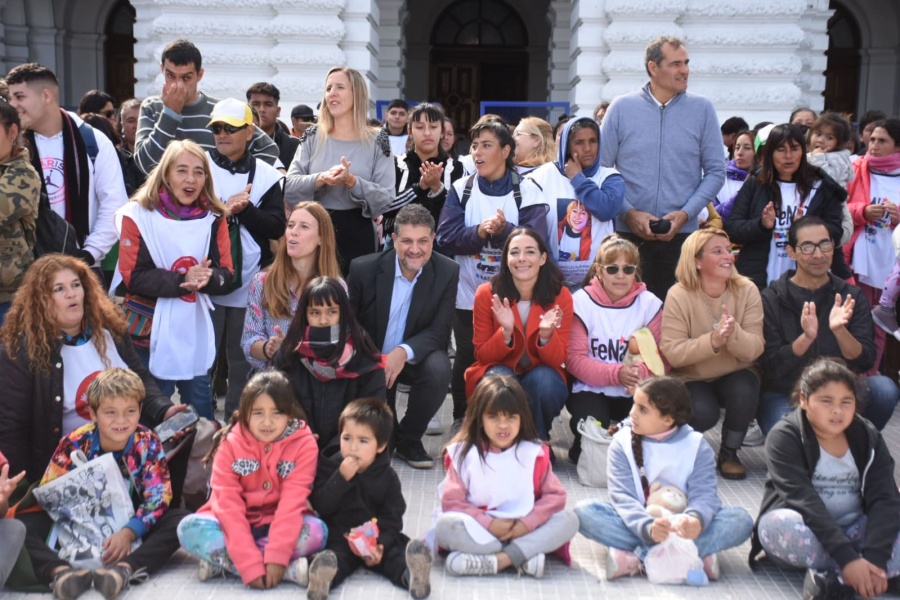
[600, 84, 725, 234]
[284, 125, 395, 217]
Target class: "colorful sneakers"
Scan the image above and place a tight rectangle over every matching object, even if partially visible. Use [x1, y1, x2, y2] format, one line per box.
[445, 551, 498, 576]
[405, 540, 433, 598]
[284, 556, 309, 587]
[307, 551, 338, 600]
[521, 553, 545, 579]
[197, 560, 224, 582]
[605, 547, 642, 580]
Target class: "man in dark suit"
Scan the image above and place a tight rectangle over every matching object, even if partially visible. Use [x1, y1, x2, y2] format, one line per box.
[348, 204, 459, 468]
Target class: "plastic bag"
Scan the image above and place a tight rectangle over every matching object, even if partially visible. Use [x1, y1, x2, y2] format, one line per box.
[644, 530, 704, 585]
[576, 417, 613, 487]
[345, 518, 380, 559]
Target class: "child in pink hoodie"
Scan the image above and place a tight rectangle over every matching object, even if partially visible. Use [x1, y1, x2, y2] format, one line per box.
[566, 234, 664, 463]
[177, 370, 327, 590]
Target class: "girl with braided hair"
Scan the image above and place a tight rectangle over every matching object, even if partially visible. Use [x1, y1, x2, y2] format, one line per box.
[574, 376, 752, 582]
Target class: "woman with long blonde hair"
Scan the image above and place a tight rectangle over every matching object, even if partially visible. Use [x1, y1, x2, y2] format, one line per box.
[116, 139, 233, 419]
[241, 201, 342, 371]
[284, 67, 395, 272]
[513, 117, 556, 175]
[660, 228, 764, 480]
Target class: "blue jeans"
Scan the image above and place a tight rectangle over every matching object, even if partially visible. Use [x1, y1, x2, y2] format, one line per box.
[574, 500, 753, 560]
[486, 365, 568, 440]
[134, 345, 215, 420]
[758, 374, 899, 434]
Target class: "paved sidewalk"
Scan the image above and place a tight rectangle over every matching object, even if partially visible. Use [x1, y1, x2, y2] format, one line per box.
[7, 392, 900, 600]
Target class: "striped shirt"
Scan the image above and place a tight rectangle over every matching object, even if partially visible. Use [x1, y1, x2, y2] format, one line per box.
[135, 92, 280, 175]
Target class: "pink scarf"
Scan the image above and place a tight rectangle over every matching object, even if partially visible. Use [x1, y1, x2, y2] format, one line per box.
[157, 188, 210, 221]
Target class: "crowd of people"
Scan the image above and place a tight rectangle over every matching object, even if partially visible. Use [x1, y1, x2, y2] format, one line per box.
[0, 32, 899, 600]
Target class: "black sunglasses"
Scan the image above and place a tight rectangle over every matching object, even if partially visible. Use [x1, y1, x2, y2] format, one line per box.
[101, 109, 116, 119]
[600, 264, 637, 275]
[210, 123, 249, 135]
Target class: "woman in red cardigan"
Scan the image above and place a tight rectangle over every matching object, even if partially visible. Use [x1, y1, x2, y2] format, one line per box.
[465, 227, 572, 439]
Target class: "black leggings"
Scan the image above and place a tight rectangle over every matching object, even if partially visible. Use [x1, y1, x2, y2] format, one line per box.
[450, 309, 474, 421]
[685, 369, 759, 449]
[328, 208, 377, 276]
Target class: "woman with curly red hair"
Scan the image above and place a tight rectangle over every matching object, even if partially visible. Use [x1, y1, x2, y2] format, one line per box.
[0, 254, 184, 488]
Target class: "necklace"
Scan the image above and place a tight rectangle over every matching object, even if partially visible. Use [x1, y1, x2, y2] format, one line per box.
[701, 289, 728, 330]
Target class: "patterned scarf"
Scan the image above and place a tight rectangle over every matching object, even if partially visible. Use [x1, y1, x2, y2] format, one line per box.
[294, 328, 361, 382]
[156, 188, 210, 221]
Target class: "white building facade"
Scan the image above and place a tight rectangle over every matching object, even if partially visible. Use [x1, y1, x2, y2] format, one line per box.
[1, 0, 898, 131]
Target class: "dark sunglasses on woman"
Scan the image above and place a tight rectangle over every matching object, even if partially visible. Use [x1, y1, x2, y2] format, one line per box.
[601, 264, 637, 275]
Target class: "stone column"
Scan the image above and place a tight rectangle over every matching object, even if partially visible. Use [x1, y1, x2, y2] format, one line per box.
[600, 0, 684, 104]
[797, 0, 832, 112]
[681, 0, 806, 124]
[131, 0, 278, 102]
[375, 0, 404, 104]
[569, 0, 615, 115]
[341, 0, 380, 111]
[270, 0, 347, 115]
[547, 0, 573, 108]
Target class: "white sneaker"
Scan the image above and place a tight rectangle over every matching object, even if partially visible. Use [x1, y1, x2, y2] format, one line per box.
[445, 552, 498, 576]
[425, 415, 443, 436]
[605, 547, 642, 580]
[742, 420, 765, 447]
[284, 556, 309, 587]
[197, 560, 224, 582]
[521, 553, 545, 579]
[702, 553, 720, 580]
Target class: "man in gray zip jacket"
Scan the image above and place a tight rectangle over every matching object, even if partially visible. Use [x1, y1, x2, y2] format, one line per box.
[600, 36, 725, 300]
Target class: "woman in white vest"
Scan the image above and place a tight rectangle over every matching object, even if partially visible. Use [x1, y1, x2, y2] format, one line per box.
[566, 234, 663, 464]
[205, 98, 287, 418]
[437, 118, 550, 432]
[116, 140, 233, 420]
[0, 254, 189, 499]
[528, 117, 625, 286]
[847, 119, 900, 349]
[660, 229, 764, 481]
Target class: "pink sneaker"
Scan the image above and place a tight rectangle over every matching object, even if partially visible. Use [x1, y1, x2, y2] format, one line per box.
[702, 553, 720, 581]
[605, 547, 642, 580]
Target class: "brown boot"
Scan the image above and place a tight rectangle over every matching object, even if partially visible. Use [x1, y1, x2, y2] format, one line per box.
[717, 447, 746, 480]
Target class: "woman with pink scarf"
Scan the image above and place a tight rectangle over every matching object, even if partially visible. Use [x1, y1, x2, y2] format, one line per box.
[845, 120, 900, 347]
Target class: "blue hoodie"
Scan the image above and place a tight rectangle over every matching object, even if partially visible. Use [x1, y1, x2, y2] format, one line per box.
[554, 117, 625, 222]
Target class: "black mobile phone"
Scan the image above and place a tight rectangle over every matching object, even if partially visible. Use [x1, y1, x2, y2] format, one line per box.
[649, 219, 672, 235]
[153, 406, 199, 443]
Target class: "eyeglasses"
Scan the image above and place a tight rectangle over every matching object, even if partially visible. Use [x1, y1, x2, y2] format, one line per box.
[210, 123, 249, 135]
[512, 130, 534, 138]
[795, 240, 834, 255]
[101, 109, 116, 119]
[601, 264, 637, 275]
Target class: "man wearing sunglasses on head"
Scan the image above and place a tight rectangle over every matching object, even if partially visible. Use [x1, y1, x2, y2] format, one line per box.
[759, 216, 899, 435]
[134, 39, 282, 176]
[205, 98, 286, 417]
